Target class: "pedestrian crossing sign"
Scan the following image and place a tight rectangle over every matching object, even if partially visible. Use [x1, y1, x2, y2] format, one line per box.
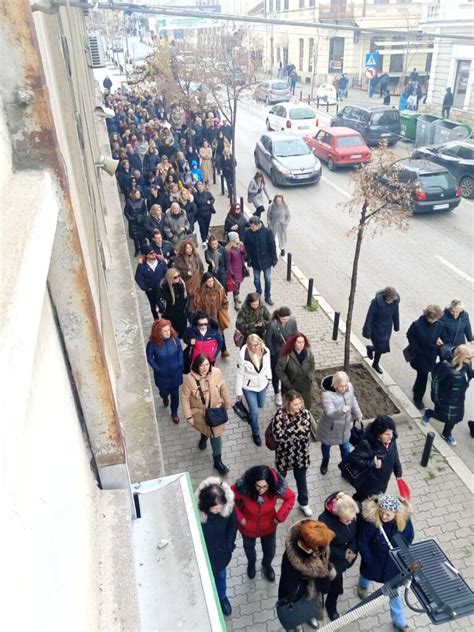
[365, 52, 379, 67]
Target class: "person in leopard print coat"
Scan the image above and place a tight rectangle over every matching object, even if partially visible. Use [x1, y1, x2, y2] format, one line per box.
[271, 390, 312, 517]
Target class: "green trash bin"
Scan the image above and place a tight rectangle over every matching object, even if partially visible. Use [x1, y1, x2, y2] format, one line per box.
[400, 110, 421, 141]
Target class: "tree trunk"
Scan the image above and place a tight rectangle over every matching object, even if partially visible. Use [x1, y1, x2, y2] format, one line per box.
[231, 95, 238, 204]
[344, 203, 368, 371]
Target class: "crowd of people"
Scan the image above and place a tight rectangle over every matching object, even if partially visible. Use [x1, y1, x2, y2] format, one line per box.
[104, 75, 472, 631]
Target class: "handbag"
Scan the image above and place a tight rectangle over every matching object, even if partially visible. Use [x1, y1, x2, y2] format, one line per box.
[309, 412, 319, 442]
[242, 264, 250, 279]
[226, 274, 237, 293]
[233, 329, 245, 348]
[233, 399, 250, 422]
[338, 443, 371, 490]
[350, 420, 365, 447]
[265, 418, 279, 451]
[195, 378, 228, 429]
[276, 595, 318, 630]
[217, 309, 231, 331]
[402, 345, 415, 363]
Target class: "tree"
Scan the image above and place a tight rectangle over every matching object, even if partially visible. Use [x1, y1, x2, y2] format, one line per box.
[343, 143, 416, 371]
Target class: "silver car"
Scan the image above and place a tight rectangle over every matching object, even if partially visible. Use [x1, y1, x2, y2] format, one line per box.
[254, 80, 291, 104]
[254, 132, 322, 186]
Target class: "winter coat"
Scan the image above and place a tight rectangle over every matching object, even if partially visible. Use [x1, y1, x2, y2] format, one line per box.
[431, 360, 473, 424]
[124, 198, 147, 240]
[144, 213, 166, 239]
[134, 258, 167, 292]
[199, 146, 214, 184]
[265, 317, 298, 358]
[143, 151, 160, 178]
[235, 302, 271, 340]
[149, 240, 176, 266]
[276, 350, 315, 410]
[193, 282, 230, 331]
[182, 367, 231, 439]
[244, 225, 277, 271]
[117, 168, 133, 196]
[183, 320, 224, 365]
[443, 91, 454, 107]
[194, 189, 216, 220]
[205, 245, 228, 288]
[147, 190, 168, 213]
[278, 520, 337, 602]
[316, 377, 362, 446]
[224, 212, 248, 242]
[226, 244, 247, 284]
[159, 280, 189, 336]
[235, 344, 272, 396]
[127, 152, 142, 173]
[272, 406, 311, 472]
[164, 209, 190, 245]
[195, 477, 238, 572]
[232, 468, 295, 538]
[174, 253, 204, 299]
[146, 336, 184, 392]
[441, 308, 472, 347]
[268, 201, 290, 249]
[318, 493, 358, 576]
[362, 291, 400, 354]
[358, 497, 414, 583]
[406, 316, 447, 373]
[247, 179, 270, 209]
[181, 199, 198, 228]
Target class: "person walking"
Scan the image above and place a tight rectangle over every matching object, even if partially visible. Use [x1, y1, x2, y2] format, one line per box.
[441, 299, 472, 348]
[235, 293, 271, 346]
[272, 390, 313, 517]
[146, 319, 183, 423]
[289, 69, 298, 95]
[247, 172, 270, 218]
[148, 229, 176, 267]
[199, 140, 214, 187]
[236, 334, 272, 446]
[205, 235, 228, 288]
[183, 310, 223, 369]
[164, 201, 190, 247]
[266, 307, 298, 406]
[268, 194, 291, 257]
[174, 238, 204, 311]
[338, 73, 348, 101]
[195, 477, 238, 616]
[224, 202, 248, 242]
[193, 274, 230, 358]
[232, 465, 295, 582]
[134, 245, 167, 320]
[222, 147, 237, 201]
[406, 305, 446, 409]
[357, 494, 414, 632]
[194, 181, 216, 245]
[178, 187, 198, 236]
[442, 87, 454, 119]
[124, 189, 148, 256]
[318, 492, 359, 621]
[244, 216, 278, 306]
[225, 231, 247, 310]
[182, 353, 231, 475]
[316, 371, 363, 475]
[159, 267, 189, 337]
[363, 287, 400, 374]
[144, 203, 166, 241]
[276, 333, 315, 411]
[278, 519, 336, 632]
[422, 343, 474, 445]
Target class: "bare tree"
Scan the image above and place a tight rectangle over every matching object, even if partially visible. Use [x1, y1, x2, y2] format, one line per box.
[343, 143, 416, 371]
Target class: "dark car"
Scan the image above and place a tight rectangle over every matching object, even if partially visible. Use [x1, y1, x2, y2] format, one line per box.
[412, 140, 474, 199]
[330, 105, 401, 146]
[254, 132, 322, 186]
[384, 159, 462, 214]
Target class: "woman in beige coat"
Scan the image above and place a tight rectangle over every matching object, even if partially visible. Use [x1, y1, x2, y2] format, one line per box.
[199, 141, 214, 186]
[182, 353, 231, 474]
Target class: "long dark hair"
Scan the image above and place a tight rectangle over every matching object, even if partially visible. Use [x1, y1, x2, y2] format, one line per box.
[198, 484, 226, 513]
[280, 332, 311, 356]
[239, 465, 276, 501]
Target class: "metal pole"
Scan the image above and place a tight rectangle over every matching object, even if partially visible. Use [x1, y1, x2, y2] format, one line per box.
[286, 253, 292, 281]
[307, 94, 310, 104]
[326, 100, 329, 112]
[336, 103, 339, 114]
[306, 278, 314, 307]
[420, 431, 435, 467]
[240, 195, 244, 210]
[300, 89, 303, 101]
[332, 312, 340, 340]
[220, 173, 225, 195]
[212, 164, 216, 185]
[317, 96, 319, 108]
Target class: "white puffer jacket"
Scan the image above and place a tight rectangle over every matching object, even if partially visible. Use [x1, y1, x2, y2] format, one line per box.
[235, 344, 272, 395]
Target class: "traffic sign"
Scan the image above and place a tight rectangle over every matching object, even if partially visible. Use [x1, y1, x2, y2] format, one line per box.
[365, 52, 379, 68]
[366, 68, 376, 79]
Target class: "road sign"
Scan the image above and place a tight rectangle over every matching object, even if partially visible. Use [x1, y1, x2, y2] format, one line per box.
[365, 68, 376, 79]
[365, 52, 379, 68]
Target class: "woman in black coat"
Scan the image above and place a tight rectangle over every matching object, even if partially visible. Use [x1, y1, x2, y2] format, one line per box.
[441, 299, 472, 347]
[363, 287, 400, 374]
[134, 246, 167, 319]
[143, 204, 166, 241]
[224, 202, 248, 241]
[423, 344, 474, 445]
[318, 492, 359, 620]
[159, 267, 189, 337]
[406, 304, 446, 409]
[194, 182, 216, 244]
[124, 190, 148, 256]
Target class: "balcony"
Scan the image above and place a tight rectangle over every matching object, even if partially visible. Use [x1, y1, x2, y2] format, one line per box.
[318, 2, 355, 20]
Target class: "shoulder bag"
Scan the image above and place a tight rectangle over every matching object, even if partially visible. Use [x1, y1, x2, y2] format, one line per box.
[350, 420, 365, 447]
[402, 345, 415, 363]
[265, 416, 279, 451]
[233, 329, 245, 348]
[276, 593, 318, 630]
[195, 378, 228, 429]
[338, 440, 372, 489]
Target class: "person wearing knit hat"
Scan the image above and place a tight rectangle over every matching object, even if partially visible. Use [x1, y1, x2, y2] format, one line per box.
[277, 520, 337, 631]
[225, 230, 247, 310]
[356, 494, 414, 631]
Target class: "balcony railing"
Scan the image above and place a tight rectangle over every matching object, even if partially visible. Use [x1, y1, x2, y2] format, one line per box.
[318, 2, 355, 19]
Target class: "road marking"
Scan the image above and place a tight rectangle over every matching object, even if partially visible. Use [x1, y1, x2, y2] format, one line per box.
[435, 255, 474, 283]
[320, 174, 352, 199]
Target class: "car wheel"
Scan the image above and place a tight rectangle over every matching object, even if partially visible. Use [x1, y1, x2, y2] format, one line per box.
[270, 169, 278, 187]
[460, 175, 474, 199]
[254, 151, 261, 169]
[266, 118, 272, 131]
[327, 157, 336, 171]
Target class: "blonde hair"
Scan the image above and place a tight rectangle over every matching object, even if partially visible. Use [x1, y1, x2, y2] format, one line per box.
[246, 334, 265, 365]
[164, 267, 187, 305]
[452, 343, 474, 370]
[423, 304, 443, 320]
[375, 500, 410, 532]
[333, 492, 359, 520]
[448, 299, 464, 312]
[149, 204, 162, 217]
[332, 371, 349, 388]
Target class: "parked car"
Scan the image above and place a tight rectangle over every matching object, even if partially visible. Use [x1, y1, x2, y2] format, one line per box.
[254, 132, 322, 187]
[266, 102, 319, 136]
[331, 105, 401, 146]
[412, 140, 474, 199]
[304, 126, 371, 170]
[254, 80, 291, 104]
[382, 159, 462, 214]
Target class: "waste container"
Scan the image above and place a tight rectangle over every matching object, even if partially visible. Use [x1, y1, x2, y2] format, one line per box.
[400, 111, 421, 141]
[433, 119, 471, 144]
[415, 114, 440, 147]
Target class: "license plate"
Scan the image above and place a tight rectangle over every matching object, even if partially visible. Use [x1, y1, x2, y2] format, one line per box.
[381, 133, 391, 137]
[433, 204, 449, 210]
[294, 174, 311, 179]
[350, 154, 362, 159]
[299, 126, 309, 130]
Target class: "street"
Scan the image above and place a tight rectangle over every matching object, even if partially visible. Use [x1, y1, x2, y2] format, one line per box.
[234, 99, 474, 469]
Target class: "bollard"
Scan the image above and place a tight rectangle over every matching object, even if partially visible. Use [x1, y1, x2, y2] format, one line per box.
[306, 278, 314, 307]
[326, 101, 329, 113]
[212, 166, 216, 185]
[332, 312, 340, 341]
[307, 94, 310, 105]
[300, 89, 303, 101]
[317, 96, 319, 108]
[220, 174, 225, 196]
[420, 431, 435, 467]
[240, 196, 244, 211]
[336, 103, 339, 114]
[286, 253, 292, 282]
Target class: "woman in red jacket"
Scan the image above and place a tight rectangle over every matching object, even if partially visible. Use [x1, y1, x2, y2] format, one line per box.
[232, 465, 295, 583]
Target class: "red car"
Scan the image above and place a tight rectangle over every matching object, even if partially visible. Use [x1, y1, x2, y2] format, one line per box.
[304, 126, 371, 170]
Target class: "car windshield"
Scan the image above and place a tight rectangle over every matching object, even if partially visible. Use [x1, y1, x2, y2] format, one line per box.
[371, 111, 399, 126]
[336, 136, 364, 148]
[289, 108, 316, 120]
[271, 82, 289, 90]
[420, 173, 454, 190]
[274, 139, 311, 157]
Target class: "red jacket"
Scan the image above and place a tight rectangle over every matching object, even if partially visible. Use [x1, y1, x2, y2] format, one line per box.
[231, 468, 295, 538]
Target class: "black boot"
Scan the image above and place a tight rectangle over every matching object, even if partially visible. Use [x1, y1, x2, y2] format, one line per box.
[198, 435, 208, 450]
[213, 455, 229, 475]
[220, 597, 232, 616]
[263, 564, 275, 582]
[468, 421, 474, 438]
[372, 362, 383, 374]
[320, 459, 329, 475]
[366, 345, 374, 360]
[247, 562, 256, 579]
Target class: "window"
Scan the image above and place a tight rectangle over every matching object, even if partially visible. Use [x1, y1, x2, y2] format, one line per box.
[419, 172, 455, 191]
[328, 37, 344, 73]
[273, 138, 311, 157]
[308, 38, 314, 73]
[284, 0, 289, 9]
[289, 107, 316, 119]
[336, 136, 364, 148]
[456, 145, 474, 160]
[453, 60, 471, 108]
[299, 0, 305, 7]
[374, 0, 389, 4]
[309, 0, 316, 6]
[276, 0, 281, 11]
[299, 39, 304, 72]
[389, 54, 404, 73]
[425, 53, 432, 73]
[268, 0, 274, 10]
[371, 110, 400, 125]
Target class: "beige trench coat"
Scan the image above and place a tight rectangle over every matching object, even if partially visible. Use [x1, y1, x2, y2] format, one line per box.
[199, 146, 214, 184]
[182, 367, 231, 438]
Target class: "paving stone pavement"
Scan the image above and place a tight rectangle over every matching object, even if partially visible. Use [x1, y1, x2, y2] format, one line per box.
[128, 185, 474, 632]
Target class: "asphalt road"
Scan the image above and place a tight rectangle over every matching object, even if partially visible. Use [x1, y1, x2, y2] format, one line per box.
[234, 98, 474, 470]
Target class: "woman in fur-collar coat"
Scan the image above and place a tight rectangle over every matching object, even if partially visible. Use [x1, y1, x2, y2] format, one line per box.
[278, 519, 337, 631]
[195, 477, 238, 617]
